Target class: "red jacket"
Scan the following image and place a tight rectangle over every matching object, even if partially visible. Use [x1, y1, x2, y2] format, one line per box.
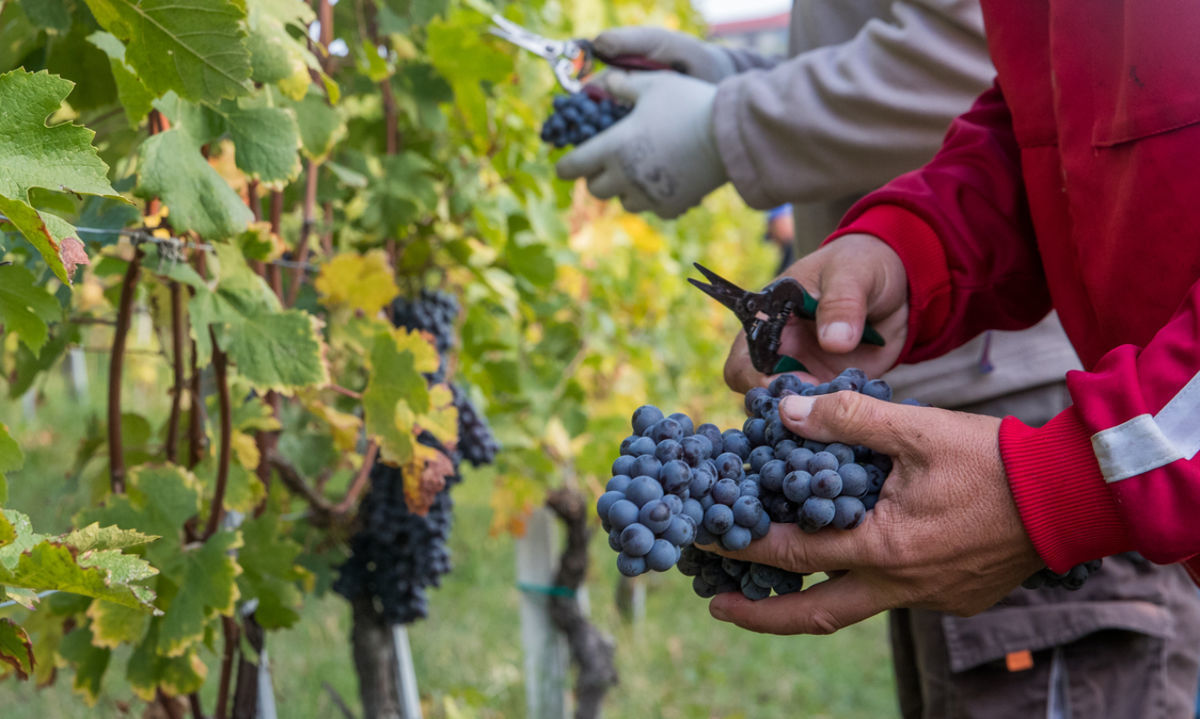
[828, 0, 1200, 579]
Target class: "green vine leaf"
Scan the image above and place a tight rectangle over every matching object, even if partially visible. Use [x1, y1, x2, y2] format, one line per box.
[0, 69, 124, 282]
[86, 30, 155, 126]
[58, 626, 110, 704]
[82, 0, 251, 103]
[126, 619, 206, 701]
[236, 513, 309, 630]
[222, 103, 302, 185]
[0, 421, 23, 504]
[136, 128, 253, 240]
[246, 0, 317, 99]
[189, 244, 329, 392]
[155, 530, 241, 657]
[0, 264, 62, 354]
[0, 618, 34, 681]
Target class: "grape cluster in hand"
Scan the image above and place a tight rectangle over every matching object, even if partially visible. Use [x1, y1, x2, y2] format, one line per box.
[599, 367, 1097, 602]
[541, 93, 631, 148]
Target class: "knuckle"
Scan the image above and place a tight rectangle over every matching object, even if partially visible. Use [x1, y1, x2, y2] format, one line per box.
[823, 391, 873, 430]
[805, 607, 843, 635]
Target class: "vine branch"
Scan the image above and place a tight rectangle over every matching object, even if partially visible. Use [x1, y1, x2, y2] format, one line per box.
[107, 247, 144, 494]
[202, 329, 232, 541]
[165, 281, 186, 464]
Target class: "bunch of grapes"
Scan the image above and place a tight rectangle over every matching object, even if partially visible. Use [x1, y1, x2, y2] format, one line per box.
[333, 435, 460, 623]
[452, 383, 500, 468]
[391, 289, 459, 372]
[336, 290, 500, 623]
[598, 367, 1097, 601]
[541, 93, 631, 148]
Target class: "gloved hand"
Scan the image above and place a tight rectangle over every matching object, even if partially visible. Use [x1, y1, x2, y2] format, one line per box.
[592, 26, 738, 84]
[555, 71, 726, 219]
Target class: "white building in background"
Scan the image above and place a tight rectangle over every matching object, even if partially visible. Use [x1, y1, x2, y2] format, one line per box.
[695, 0, 789, 55]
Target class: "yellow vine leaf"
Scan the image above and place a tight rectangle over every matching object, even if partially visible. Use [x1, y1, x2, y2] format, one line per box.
[314, 250, 399, 314]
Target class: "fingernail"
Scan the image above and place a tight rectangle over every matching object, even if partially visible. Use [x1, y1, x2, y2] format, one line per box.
[821, 321, 854, 346]
[709, 601, 729, 621]
[781, 395, 814, 422]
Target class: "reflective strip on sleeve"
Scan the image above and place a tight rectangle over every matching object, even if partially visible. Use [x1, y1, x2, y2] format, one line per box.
[1091, 371, 1200, 483]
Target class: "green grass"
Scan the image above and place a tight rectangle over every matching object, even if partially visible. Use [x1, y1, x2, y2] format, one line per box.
[0, 366, 898, 718]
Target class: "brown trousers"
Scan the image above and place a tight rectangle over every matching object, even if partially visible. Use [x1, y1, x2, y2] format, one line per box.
[890, 379, 1200, 719]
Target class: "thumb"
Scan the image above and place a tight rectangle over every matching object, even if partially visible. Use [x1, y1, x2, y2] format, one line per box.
[592, 69, 669, 104]
[812, 260, 878, 354]
[779, 392, 919, 456]
[592, 26, 676, 60]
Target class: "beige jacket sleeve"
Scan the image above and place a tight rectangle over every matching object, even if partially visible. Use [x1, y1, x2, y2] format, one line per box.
[711, 0, 994, 210]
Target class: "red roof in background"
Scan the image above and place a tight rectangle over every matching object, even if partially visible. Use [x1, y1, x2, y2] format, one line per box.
[708, 11, 789, 36]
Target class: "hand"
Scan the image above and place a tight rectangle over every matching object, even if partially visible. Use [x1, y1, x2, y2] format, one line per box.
[591, 27, 737, 83]
[723, 234, 910, 393]
[702, 391, 1043, 635]
[555, 71, 726, 219]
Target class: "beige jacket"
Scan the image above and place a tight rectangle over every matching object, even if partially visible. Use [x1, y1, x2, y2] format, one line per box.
[712, 1, 1081, 407]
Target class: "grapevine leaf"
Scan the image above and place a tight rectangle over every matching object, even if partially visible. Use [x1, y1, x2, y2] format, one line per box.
[283, 87, 345, 161]
[237, 221, 284, 263]
[0, 542, 158, 610]
[86, 31, 155, 126]
[126, 619, 206, 701]
[0, 618, 33, 681]
[189, 244, 329, 390]
[59, 626, 110, 704]
[152, 91, 227, 146]
[426, 13, 513, 85]
[245, 0, 317, 98]
[402, 443, 454, 516]
[302, 399, 363, 453]
[421, 382, 459, 447]
[220, 460, 265, 513]
[315, 250, 399, 314]
[222, 103, 302, 185]
[363, 153, 439, 234]
[61, 524, 158, 553]
[0, 514, 15, 549]
[217, 304, 330, 392]
[363, 330, 430, 465]
[0, 69, 122, 202]
[2, 587, 38, 610]
[236, 514, 308, 629]
[0, 420, 23, 502]
[0, 510, 45, 563]
[0, 265, 62, 353]
[82, 0, 251, 103]
[76, 465, 201, 566]
[136, 129, 253, 240]
[19, 0, 72, 31]
[87, 599, 150, 650]
[156, 530, 241, 657]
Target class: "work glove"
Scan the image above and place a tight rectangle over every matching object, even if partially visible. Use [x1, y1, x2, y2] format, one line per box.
[555, 71, 726, 219]
[592, 26, 738, 83]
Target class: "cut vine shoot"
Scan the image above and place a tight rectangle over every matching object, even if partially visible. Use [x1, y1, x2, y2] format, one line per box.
[598, 367, 1100, 600]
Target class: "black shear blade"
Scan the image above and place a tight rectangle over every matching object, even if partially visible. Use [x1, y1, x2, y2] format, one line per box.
[688, 263, 748, 316]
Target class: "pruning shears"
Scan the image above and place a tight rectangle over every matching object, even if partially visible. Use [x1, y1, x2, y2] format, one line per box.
[487, 14, 674, 94]
[689, 263, 886, 375]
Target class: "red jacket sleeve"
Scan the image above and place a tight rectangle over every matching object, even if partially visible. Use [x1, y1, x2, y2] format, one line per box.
[827, 84, 1052, 363]
[1002, 279, 1200, 570]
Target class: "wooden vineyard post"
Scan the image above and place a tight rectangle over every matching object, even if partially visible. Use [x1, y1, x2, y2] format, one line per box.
[516, 508, 570, 719]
